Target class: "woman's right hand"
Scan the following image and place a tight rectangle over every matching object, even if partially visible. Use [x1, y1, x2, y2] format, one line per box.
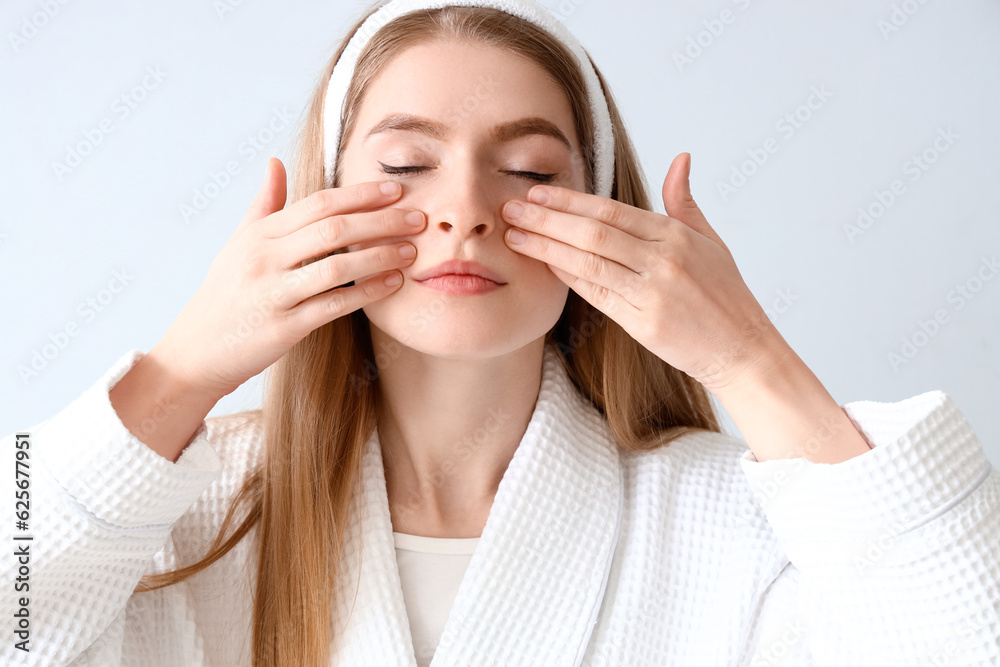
[152, 157, 423, 401]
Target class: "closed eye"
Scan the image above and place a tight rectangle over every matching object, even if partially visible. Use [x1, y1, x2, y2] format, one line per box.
[378, 163, 556, 183]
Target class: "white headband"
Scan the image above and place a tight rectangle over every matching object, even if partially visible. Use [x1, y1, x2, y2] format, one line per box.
[322, 0, 615, 198]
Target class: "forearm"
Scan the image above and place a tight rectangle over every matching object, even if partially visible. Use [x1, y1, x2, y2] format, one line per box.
[711, 340, 872, 464]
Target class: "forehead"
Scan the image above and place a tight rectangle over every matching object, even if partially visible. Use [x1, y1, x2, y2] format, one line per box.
[355, 39, 578, 144]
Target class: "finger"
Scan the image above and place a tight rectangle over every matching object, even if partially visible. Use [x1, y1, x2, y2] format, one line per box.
[281, 242, 416, 308]
[276, 207, 425, 269]
[502, 199, 643, 272]
[522, 183, 662, 241]
[287, 270, 404, 336]
[546, 263, 632, 322]
[661, 153, 730, 252]
[503, 223, 643, 308]
[239, 157, 288, 230]
[261, 180, 403, 239]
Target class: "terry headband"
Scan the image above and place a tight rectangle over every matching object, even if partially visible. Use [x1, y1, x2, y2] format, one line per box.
[322, 0, 615, 198]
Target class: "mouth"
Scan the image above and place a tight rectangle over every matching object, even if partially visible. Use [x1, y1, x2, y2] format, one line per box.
[415, 274, 504, 296]
[414, 259, 506, 284]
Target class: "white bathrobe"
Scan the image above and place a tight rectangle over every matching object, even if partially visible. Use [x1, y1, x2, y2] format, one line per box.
[1, 342, 998, 666]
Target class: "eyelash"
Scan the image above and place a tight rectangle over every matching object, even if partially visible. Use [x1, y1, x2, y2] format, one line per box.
[378, 162, 556, 183]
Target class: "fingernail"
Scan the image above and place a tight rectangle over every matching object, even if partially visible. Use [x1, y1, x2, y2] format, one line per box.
[507, 228, 527, 245]
[504, 201, 525, 220]
[398, 244, 416, 258]
[380, 181, 401, 196]
[528, 187, 549, 205]
[405, 210, 424, 226]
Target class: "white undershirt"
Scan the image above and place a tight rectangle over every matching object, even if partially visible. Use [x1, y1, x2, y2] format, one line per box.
[393, 532, 481, 667]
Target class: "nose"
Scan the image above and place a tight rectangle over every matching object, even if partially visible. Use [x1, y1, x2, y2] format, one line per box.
[423, 166, 500, 241]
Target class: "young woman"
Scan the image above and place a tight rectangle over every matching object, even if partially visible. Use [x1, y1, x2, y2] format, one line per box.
[3, 1, 998, 665]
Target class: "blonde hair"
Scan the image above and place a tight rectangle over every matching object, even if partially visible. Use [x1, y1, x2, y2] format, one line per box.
[134, 3, 722, 665]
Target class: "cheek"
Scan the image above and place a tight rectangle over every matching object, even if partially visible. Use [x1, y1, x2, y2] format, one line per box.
[517, 253, 567, 289]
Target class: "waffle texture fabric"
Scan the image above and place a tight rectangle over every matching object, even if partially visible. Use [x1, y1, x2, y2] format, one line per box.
[1, 341, 998, 666]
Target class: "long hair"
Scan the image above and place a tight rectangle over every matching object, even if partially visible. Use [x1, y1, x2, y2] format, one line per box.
[134, 3, 722, 665]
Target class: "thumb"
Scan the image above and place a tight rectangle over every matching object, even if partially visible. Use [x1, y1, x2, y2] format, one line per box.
[241, 157, 287, 227]
[661, 153, 728, 252]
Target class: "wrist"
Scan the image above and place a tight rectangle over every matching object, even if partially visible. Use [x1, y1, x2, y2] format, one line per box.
[145, 344, 229, 405]
[110, 349, 221, 463]
[706, 330, 801, 404]
[709, 340, 871, 463]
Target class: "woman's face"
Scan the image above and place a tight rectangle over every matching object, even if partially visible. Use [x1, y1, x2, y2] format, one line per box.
[337, 38, 588, 359]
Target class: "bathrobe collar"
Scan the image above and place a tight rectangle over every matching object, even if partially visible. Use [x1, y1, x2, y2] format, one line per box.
[332, 341, 625, 666]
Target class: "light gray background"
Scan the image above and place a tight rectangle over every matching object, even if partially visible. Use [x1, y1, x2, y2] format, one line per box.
[2, 0, 998, 467]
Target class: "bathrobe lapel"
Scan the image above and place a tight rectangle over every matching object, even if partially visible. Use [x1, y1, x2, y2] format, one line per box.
[331, 342, 625, 666]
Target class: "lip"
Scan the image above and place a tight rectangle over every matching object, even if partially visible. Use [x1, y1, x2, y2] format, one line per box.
[417, 275, 503, 296]
[414, 259, 506, 284]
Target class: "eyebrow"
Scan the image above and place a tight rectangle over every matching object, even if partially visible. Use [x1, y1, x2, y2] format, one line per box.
[363, 113, 572, 150]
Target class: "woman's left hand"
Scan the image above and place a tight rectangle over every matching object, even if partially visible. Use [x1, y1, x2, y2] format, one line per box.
[502, 152, 793, 396]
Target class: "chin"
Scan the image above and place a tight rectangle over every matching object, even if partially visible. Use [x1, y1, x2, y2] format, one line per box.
[362, 285, 568, 360]
[365, 313, 533, 360]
